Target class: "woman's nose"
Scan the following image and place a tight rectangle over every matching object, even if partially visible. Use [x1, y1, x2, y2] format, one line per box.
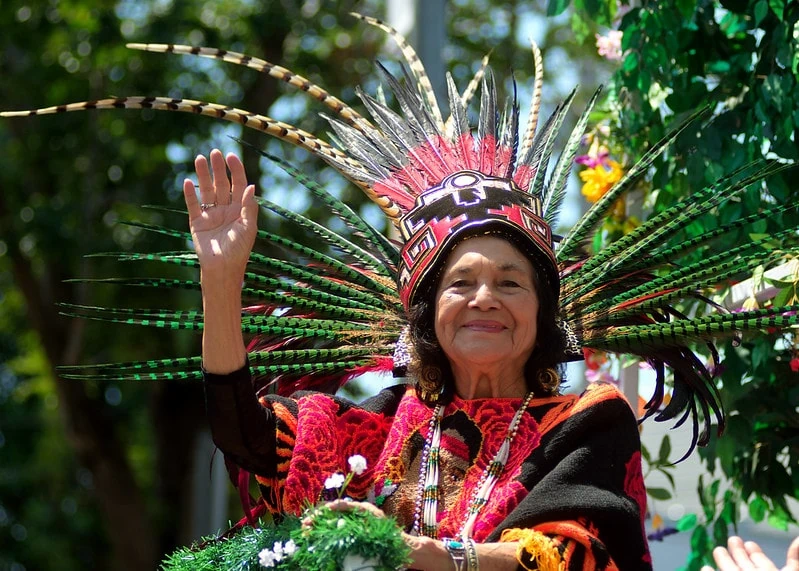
[469, 283, 499, 309]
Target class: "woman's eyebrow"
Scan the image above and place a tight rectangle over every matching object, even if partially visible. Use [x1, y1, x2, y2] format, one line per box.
[447, 266, 475, 276]
[497, 262, 527, 272]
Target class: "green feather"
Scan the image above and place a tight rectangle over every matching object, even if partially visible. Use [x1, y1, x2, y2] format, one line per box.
[562, 161, 789, 306]
[594, 305, 799, 351]
[527, 88, 577, 199]
[543, 86, 602, 226]
[257, 229, 397, 298]
[257, 196, 392, 277]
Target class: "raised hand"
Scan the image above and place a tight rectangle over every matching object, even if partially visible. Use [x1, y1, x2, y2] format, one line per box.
[702, 536, 799, 571]
[183, 149, 258, 276]
[184, 149, 258, 374]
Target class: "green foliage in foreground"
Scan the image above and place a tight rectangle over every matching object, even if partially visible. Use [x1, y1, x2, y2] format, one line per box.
[161, 507, 411, 571]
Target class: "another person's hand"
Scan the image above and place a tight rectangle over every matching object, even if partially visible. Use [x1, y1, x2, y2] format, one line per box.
[701, 536, 799, 571]
[183, 149, 258, 277]
[324, 498, 387, 519]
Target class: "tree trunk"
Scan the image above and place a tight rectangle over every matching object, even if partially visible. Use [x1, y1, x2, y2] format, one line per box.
[0, 180, 159, 571]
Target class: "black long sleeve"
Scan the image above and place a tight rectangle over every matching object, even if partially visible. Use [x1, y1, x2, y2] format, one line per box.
[203, 365, 278, 475]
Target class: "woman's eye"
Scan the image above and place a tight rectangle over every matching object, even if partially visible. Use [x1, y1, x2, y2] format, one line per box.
[501, 280, 520, 288]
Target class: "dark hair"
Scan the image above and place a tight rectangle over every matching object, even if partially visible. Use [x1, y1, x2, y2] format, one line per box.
[407, 239, 566, 400]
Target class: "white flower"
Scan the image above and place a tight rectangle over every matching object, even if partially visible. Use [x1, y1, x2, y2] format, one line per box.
[283, 539, 297, 556]
[341, 553, 381, 571]
[258, 548, 278, 568]
[347, 454, 368, 475]
[324, 472, 346, 490]
[337, 518, 347, 529]
[259, 541, 294, 568]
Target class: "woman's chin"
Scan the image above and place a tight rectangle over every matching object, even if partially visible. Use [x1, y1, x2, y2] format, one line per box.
[448, 346, 518, 370]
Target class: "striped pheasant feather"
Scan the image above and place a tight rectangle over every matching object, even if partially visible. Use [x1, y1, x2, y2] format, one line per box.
[126, 43, 371, 130]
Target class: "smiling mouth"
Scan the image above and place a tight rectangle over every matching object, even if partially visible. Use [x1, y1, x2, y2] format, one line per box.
[464, 321, 506, 332]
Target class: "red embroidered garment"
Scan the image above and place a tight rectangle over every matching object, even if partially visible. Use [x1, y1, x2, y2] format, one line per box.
[206, 367, 653, 570]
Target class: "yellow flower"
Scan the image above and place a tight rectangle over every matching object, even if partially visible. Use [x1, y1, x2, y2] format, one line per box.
[652, 513, 664, 530]
[579, 159, 624, 203]
[622, 215, 640, 234]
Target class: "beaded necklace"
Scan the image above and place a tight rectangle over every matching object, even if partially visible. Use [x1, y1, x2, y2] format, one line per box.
[411, 391, 536, 540]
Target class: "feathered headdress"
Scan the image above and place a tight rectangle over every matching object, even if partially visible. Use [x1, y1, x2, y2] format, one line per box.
[3, 13, 798, 452]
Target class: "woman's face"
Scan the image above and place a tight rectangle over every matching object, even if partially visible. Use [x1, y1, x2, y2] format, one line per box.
[434, 236, 539, 375]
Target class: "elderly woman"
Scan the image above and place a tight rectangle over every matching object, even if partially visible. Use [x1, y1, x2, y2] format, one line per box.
[189, 149, 651, 570]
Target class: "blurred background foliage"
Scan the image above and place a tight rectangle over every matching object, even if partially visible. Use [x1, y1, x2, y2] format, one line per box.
[0, 0, 796, 569]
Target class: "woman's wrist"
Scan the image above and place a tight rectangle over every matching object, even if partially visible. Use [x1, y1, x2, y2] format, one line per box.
[200, 267, 246, 293]
[403, 534, 452, 571]
[441, 538, 479, 571]
[404, 535, 520, 571]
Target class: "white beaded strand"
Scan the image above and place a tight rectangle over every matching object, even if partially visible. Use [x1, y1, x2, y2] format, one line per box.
[412, 392, 534, 542]
[411, 404, 444, 537]
[459, 391, 535, 540]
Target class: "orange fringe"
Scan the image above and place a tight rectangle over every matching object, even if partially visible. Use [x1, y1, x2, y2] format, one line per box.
[501, 528, 566, 571]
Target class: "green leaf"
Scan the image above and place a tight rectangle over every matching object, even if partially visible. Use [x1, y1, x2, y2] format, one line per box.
[749, 497, 768, 522]
[721, 492, 737, 525]
[641, 443, 652, 463]
[569, 12, 592, 43]
[581, 0, 605, 22]
[658, 466, 676, 489]
[607, 0, 618, 22]
[707, 60, 731, 74]
[713, 517, 729, 545]
[763, 277, 796, 289]
[772, 286, 795, 308]
[763, 74, 787, 112]
[676, 0, 696, 19]
[592, 225, 603, 254]
[768, 511, 790, 531]
[621, 23, 640, 51]
[710, 480, 720, 500]
[623, 52, 640, 74]
[677, 513, 698, 531]
[768, 0, 785, 19]
[682, 553, 703, 571]
[547, 0, 572, 16]
[658, 434, 672, 463]
[690, 524, 709, 551]
[754, 0, 769, 25]
[700, 478, 720, 521]
[752, 341, 770, 371]
[648, 487, 672, 500]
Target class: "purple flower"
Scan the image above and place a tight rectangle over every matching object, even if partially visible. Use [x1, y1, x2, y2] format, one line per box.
[575, 148, 610, 168]
[586, 369, 617, 385]
[647, 526, 679, 542]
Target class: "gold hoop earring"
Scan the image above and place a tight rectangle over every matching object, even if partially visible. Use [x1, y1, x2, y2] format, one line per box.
[416, 364, 444, 404]
[536, 368, 560, 395]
